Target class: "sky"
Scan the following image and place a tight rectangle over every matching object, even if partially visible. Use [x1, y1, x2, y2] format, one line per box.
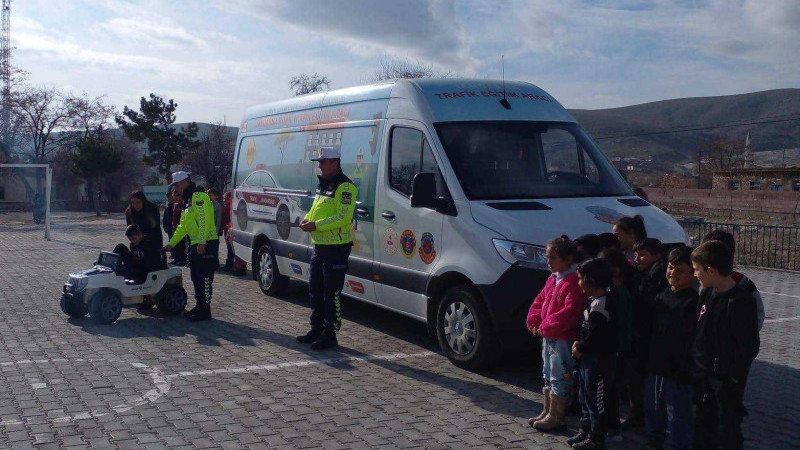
[11, 0, 800, 124]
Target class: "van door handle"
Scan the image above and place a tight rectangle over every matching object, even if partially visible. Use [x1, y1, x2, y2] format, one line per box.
[355, 206, 370, 219]
[381, 210, 396, 220]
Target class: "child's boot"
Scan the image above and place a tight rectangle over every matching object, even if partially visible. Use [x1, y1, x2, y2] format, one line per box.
[528, 387, 551, 426]
[572, 437, 606, 449]
[534, 393, 569, 431]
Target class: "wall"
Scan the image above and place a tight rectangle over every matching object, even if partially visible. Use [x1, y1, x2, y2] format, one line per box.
[643, 188, 800, 224]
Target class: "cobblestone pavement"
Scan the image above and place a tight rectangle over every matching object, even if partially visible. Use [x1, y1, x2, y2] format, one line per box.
[0, 213, 798, 449]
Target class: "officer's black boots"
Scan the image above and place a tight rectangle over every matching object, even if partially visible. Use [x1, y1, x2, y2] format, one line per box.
[188, 304, 211, 321]
[310, 329, 338, 350]
[184, 306, 198, 317]
[297, 327, 323, 344]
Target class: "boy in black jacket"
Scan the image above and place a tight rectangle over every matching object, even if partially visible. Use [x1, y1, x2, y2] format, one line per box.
[569, 258, 618, 450]
[644, 246, 698, 450]
[626, 238, 668, 426]
[114, 225, 163, 283]
[691, 241, 760, 450]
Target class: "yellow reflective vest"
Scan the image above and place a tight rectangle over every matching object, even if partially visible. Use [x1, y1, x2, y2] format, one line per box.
[305, 171, 358, 245]
[169, 186, 219, 247]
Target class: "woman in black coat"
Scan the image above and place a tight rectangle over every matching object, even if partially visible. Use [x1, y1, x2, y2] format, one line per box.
[125, 190, 163, 252]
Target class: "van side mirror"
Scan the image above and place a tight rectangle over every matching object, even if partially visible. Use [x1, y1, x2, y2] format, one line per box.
[410, 173, 438, 209]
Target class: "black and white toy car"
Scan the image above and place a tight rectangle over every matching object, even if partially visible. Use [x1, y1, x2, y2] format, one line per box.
[60, 252, 187, 324]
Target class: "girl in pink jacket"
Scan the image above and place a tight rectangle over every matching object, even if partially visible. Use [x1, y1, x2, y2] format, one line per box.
[527, 235, 589, 432]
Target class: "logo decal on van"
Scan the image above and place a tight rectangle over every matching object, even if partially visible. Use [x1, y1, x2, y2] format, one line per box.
[400, 229, 416, 258]
[419, 232, 437, 264]
[246, 139, 257, 167]
[383, 228, 398, 255]
[290, 263, 302, 275]
[585, 206, 624, 225]
[346, 280, 365, 294]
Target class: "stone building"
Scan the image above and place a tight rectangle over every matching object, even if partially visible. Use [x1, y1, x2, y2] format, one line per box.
[712, 167, 800, 192]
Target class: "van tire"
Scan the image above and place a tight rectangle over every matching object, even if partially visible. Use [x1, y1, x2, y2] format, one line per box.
[276, 205, 291, 240]
[89, 289, 123, 324]
[256, 242, 288, 296]
[435, 285, 497, 370]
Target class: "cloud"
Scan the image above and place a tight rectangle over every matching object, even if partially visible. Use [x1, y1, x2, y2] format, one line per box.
[100, 17, 209, 50]
[219, 0, 478, 72]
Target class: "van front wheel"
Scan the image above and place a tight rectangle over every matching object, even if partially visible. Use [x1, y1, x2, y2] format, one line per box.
[436, 285, 496, 370]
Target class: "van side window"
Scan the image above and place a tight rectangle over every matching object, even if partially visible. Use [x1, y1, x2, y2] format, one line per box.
[390, 127, 425, 197]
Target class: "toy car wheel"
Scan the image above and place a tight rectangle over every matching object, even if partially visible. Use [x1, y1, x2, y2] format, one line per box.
[158, 287, 187, 315]
[256, 241, 288, 296]
[89, 289, 123, 324]
[276, 205, 291, 240]
[236, 201, 248, 230]
[60, 297, 88, 318]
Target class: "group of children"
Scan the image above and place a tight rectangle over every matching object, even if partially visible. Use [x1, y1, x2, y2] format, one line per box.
[526, 215, 762, 450]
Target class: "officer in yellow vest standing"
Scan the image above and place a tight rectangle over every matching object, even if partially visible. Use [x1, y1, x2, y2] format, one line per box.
[163, 171, 219, 322]
[297, 147, 358, 350]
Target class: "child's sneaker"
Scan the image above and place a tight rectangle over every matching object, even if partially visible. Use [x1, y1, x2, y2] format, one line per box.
[567, 430, 589, 446]
[572, 438, 606, 450]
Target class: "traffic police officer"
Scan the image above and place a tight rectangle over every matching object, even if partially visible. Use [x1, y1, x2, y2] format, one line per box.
[297, 147, 358, 350]
[163, 171, 219, 321]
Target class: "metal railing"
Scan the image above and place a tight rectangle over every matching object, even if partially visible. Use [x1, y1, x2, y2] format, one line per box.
[679, 220, 800, 271]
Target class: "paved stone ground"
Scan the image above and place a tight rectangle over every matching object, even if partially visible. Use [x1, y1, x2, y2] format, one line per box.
[0, 212, 798, 449]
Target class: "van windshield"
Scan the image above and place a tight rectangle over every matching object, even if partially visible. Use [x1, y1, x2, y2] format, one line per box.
[434, 121, 633, 200]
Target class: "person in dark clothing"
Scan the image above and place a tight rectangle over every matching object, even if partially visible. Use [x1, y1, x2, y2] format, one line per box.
[171, 191, 187, 266]
[575, 234, 603, 263]
[163, 189, 175, 255]
[691, 241, 759, 450]
[113, 225, 163, 283]
[569, 258, 619, 450]
[644, 245, 698, 450]
[600, 250, 637, 438]
[125, 190, 163, 253]
[598, 232, 621, 253]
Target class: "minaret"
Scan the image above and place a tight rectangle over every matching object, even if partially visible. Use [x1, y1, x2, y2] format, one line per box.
[744, 131, 752, 168]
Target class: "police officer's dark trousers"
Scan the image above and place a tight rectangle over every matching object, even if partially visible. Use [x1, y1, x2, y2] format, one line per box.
[578, 353, 615, 443]
[308, 243, 351, 331]
[189, 240, 218, 311]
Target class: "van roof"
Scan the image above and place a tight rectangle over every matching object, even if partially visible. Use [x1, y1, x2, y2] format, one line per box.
[240, 78, 575, 130]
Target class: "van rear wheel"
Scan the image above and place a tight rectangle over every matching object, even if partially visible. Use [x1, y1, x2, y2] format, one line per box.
[256, 242, 288, 296]
[436, 285, 497, 370]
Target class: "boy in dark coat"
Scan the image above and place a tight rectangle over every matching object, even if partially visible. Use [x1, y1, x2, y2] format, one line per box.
[691, 241, 760, 450]
[644, 246, 698, 449]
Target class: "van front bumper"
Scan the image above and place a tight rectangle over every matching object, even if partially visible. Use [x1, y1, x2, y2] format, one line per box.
[477, 265, 550, 349]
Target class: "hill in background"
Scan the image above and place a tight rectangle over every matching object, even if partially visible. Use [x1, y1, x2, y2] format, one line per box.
[569, 88, 800, 171]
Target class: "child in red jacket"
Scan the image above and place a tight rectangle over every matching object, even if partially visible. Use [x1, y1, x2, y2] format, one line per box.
[527, 235, 589, 432]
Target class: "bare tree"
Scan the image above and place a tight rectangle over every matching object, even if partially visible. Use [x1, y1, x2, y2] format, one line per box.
[99, 136, 148, 204]
[180, 121, 236, 192]
[696, 135, 746, 188]
[10, 85, 73, 193]
[369, 55, 452, 82]
[64, 92, 116, 142]
[289, 73, 330, 96]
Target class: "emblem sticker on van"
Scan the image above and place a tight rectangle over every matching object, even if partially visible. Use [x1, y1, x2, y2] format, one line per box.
[419, 232, 437, 264]
[400, 230, 416, 259]
[585, 206, 624, 225]
[346, 280, 365, 294]
[383, 228, 398, 255]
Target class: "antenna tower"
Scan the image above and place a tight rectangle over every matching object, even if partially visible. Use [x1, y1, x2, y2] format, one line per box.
[1, 0, 10, 145]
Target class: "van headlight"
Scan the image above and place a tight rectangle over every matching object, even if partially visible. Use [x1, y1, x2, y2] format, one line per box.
[492, 239, 548, 270]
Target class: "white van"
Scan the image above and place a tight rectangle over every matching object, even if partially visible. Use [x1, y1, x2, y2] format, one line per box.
[230, 78, 687, 368]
